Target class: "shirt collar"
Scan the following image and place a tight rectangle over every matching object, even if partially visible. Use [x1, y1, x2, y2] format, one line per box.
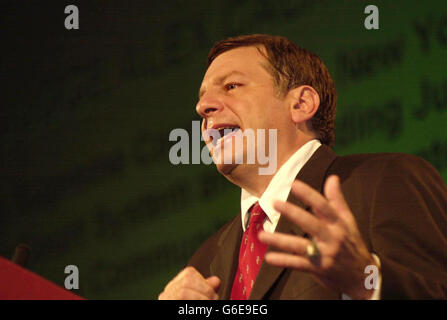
[240, 139, 322, 231]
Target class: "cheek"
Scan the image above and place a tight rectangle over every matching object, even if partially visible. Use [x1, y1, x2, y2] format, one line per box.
[255, 103, 286, 128]
[230, 92, 284, 126]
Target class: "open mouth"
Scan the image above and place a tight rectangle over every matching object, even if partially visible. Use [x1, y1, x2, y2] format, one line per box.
[206, 125, 241, 147]
[217, 126, 240, 138]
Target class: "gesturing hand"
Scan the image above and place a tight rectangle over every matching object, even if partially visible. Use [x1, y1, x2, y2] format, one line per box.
[158, 267, 221, 300]
[258, 175, 379, 299]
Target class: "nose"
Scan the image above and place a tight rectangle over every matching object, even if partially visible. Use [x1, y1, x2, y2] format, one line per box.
[196, 94, 223, 119]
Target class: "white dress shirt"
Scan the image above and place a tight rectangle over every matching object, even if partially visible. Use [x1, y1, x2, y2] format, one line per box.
[241, 139, 322, 232]
[239, 139, 381, 299]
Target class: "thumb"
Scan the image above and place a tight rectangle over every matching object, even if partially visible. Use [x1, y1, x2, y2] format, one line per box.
[206, 276, 221, 291]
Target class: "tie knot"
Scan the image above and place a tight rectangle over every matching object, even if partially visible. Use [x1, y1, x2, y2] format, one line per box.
[248, 202, 266, 226]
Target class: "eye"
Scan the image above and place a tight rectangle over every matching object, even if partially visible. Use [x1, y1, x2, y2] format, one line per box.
[225, 83, 241, 91]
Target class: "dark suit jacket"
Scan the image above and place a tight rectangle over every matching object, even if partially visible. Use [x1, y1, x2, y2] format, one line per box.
[187, 145, 447, 299]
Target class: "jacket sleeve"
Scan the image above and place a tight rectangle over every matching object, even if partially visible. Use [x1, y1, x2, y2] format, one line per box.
[370, 154, 447, 299]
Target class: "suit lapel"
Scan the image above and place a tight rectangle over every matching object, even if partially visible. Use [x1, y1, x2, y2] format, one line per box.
[249, 144, 337, 300]
[209, 215, 243, 299]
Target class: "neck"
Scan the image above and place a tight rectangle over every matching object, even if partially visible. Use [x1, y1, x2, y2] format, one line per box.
[225, 138, 312, 197]
[227, 166, 275, 198]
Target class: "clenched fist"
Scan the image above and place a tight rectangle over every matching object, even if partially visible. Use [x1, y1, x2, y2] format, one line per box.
[158, 267, 221, 300]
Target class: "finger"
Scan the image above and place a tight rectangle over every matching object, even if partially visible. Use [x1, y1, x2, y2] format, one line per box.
[273, 200, 328, 239]
[159, 287, 213, 300]
[173, 279, 218, 300]
[324, 175, 351, 220]
[290, 179, 338, 221]
[166, 267, 218, 300]
[264, 251, 315, 273]
[206, 276, 221, 293]
[258, 230, 310, 256]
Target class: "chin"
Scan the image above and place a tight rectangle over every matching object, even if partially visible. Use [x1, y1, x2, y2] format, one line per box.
[215, 162, 238, 176]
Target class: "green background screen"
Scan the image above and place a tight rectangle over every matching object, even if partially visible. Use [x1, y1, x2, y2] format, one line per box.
[1, 0, 446, 299]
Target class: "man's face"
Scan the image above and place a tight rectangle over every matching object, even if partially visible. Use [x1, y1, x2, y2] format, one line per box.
[196, 46, 292, 177]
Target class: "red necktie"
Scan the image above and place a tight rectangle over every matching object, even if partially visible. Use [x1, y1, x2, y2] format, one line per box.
[231, 202, 268, 300]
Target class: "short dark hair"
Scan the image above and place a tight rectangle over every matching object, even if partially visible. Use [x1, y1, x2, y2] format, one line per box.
[207, 34, 337, 147]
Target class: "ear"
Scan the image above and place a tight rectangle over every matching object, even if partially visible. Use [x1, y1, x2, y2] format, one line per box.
[288, 85, 320, 124]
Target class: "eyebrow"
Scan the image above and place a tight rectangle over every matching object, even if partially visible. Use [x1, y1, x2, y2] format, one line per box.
[198, 70, 246, 99]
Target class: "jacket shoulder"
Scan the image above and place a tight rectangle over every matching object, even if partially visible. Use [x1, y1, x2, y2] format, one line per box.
[329, 152, 441, 178]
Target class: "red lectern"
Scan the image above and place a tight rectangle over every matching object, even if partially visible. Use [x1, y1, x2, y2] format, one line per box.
[0, 257, 84, 300]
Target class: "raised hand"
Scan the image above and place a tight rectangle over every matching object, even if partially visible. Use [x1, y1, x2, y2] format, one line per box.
[258, 175, 379, 299]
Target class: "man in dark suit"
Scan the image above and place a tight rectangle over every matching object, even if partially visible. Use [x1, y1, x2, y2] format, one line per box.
[159, 34, 447, 299]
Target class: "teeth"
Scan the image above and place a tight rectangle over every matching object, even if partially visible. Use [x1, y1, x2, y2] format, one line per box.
[206, 126, 240, 146]
[219, 126, 240, 131]
[218, 126, 240, 137]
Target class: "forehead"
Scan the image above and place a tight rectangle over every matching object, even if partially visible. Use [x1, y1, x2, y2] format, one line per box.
[201, 46, 270, 84]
